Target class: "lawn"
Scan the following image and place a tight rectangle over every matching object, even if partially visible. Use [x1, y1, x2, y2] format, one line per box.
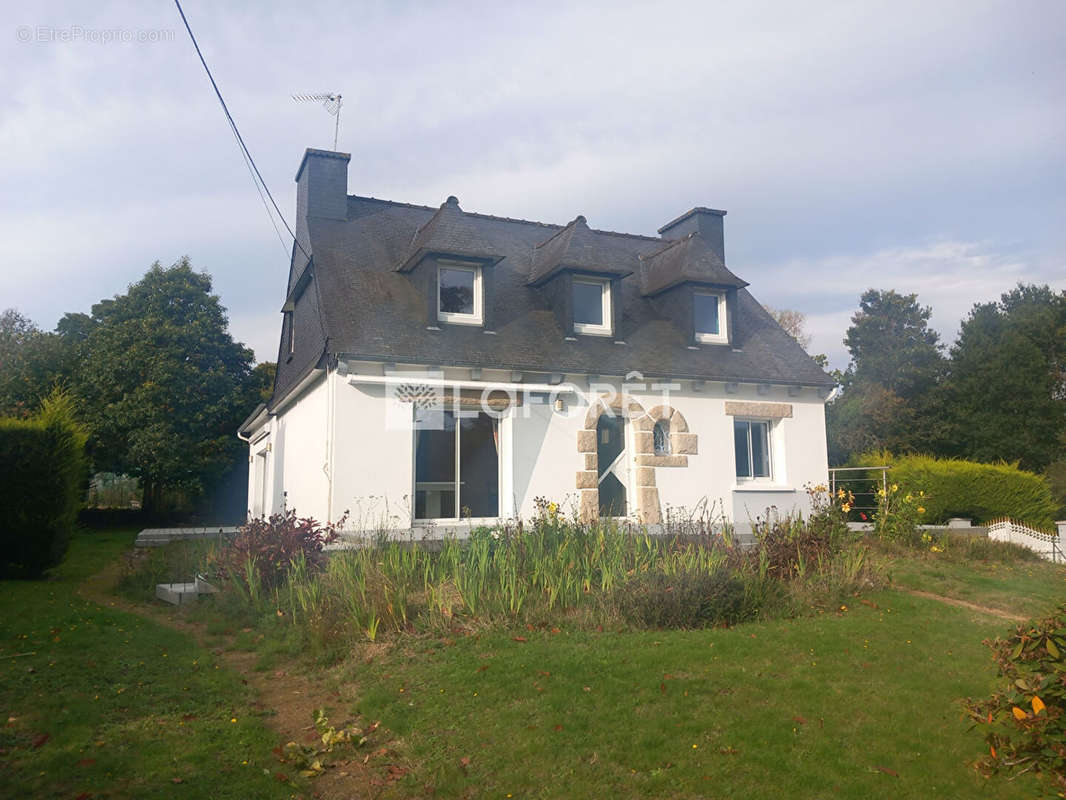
[347, 587, 1054, 799]
[0, 528, 295, 799]
[885, 548, 1066, 619]
[4, 529, 1063, 799]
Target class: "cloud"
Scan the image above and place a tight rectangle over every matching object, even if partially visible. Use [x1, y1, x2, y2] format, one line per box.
[1, 0, 1063, 365]
[754, 238, 1066, 369]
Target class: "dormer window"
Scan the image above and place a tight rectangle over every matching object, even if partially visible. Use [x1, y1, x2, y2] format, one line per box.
[572, 277, 611, 336]
[437, 261, 483, 325]
[694, 291, 727, 344]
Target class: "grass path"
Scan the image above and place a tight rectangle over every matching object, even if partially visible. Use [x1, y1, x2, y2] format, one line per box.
[897, 588, 1029, 622]
[0, 529, 296, 799]
[80, 537, 400, 800]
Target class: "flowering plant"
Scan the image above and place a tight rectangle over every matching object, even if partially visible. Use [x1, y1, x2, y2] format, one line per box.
[873, 483, 926, 547]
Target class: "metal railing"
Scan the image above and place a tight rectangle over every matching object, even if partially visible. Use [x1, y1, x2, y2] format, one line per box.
[828, 465, 889, 517]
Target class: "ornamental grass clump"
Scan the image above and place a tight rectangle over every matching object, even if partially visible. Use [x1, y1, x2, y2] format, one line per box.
[190, 488, 884, 647]
[963, 604, 1066, 797]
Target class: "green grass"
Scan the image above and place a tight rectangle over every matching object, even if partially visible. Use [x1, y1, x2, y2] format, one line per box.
[0, 528, 294, 799]
[884, 544, 1066, 619]
[8, 527, 1064, 799]
[348, 590, 1051, 798]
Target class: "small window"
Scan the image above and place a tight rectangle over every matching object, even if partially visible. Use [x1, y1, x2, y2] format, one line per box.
[694, 292, 727, 344]
[653, 420, 670, 455]
[438, 263, 483, 325]
[285, 312, 295, 355]
[573, 278, 611, 336]
[734, 419, 772, 479]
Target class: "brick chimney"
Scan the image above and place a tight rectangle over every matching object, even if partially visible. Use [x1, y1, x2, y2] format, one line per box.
[294, 148, 350, 261]
[658, 207, 727, 263]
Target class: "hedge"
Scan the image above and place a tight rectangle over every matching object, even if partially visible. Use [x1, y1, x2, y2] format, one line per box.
[856, 451, 1057, 528]
[0, 391, 87, 577]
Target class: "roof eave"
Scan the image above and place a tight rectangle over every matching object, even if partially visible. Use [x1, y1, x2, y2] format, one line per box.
[396, 248, 504, 273]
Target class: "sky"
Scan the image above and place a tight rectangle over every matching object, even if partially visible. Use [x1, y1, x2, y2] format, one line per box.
[2, 0, 1063, 370]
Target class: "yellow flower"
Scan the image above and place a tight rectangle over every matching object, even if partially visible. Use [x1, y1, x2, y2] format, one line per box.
[917, 506, 925, 514]
[890, 483, 899, 492]
[547, 501, 558, 515]
[840, 503, 852, 513]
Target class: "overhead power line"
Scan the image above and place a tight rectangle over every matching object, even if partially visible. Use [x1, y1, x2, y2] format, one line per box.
[173, 0, 309, 263]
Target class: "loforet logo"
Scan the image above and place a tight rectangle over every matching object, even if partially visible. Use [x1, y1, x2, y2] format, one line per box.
[385, 370, 445, 431]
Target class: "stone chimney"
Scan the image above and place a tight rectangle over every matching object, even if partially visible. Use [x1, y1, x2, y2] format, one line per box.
[293, 148, 350, 261]
[658, 207, 727, 263]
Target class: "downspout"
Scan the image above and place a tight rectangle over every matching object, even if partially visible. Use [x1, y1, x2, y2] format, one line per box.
[325, 365, 336, 523]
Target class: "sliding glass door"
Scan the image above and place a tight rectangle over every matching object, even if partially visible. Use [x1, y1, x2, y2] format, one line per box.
[414, 409, 499, 520]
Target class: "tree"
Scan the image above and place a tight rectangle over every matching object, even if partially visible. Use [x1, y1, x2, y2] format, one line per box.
[827, 289, 946, 463]
[764, 306, 812, 349]
[940, 284, 1066, 472]
[0, 309, 76, 418]
[73, 259, 259, 512]
[842, 290, 944, 398]
[249, 361, 277, 405]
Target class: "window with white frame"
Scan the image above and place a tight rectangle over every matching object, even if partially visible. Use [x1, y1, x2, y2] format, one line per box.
[572, 278, 611, 335]
[414, 408, 499, 519]
[734, 418, 772, 479]
[694, 291, 727, 344]
[437, 262, 483, 325]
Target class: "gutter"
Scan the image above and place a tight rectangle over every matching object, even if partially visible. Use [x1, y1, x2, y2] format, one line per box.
[272, 368, 327, 414]
[346, 373, 580, 394]
[237, 403, 268, 442]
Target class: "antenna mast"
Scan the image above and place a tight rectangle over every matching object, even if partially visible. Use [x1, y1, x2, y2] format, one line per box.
[293, 92, 343, 150]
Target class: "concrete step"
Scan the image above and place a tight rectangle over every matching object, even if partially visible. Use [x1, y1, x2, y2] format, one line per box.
[135, 527, 238, 547]
[155, 577, 218, 605]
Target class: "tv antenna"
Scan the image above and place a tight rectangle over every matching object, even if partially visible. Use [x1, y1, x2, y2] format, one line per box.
[293, 92, 343, 150]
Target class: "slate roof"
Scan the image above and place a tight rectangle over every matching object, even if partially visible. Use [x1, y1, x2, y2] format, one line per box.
[528, 215, 637, 285]
[271, 195, 833, 406]
[396, 195, 503, 272]
[639, 232, 749, 296]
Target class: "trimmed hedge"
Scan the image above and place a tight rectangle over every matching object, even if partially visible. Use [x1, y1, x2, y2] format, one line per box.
[857, 451, 1057, 528]
[0, 391, 87, 577]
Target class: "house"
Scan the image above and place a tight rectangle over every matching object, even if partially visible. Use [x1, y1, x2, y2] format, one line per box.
[238, 148, 834, 536]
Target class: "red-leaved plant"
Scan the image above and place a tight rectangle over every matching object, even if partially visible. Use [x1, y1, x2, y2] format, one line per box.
[217, 510, 343, 589]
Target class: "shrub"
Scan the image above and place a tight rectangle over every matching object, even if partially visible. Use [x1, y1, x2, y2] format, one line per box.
[963, 604, 1066, 797]
[856, 452, 1056, 527]
[0, 390, 87, 577]
[215, 510, 342, 590]
[746, 487, 849, 581]
[616, 568, 747, 629]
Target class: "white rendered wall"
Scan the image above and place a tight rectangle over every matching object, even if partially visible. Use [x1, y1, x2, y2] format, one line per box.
[272, 374, 330, 522]
[261, 365, 830, 534]
[330, 378, 415, 530]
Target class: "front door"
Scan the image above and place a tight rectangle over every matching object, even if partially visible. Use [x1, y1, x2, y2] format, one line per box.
[596, 414, 627, 517]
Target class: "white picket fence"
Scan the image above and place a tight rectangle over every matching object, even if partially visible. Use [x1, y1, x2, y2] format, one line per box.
[987, 518, 1065, 564]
